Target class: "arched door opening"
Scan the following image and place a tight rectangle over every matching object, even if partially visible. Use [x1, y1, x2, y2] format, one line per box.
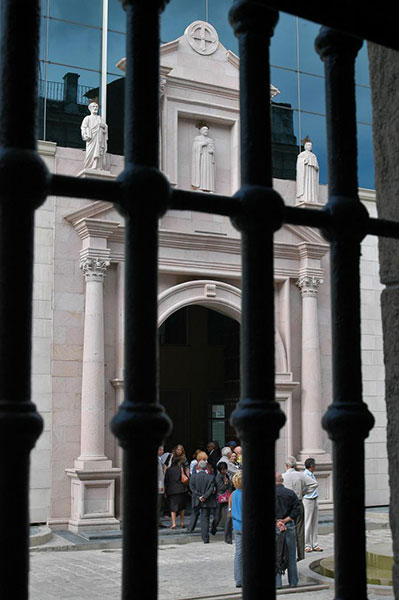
[159, 305, 240, 456]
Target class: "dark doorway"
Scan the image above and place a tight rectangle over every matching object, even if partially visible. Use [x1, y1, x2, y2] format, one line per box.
[159, 305, 240, 457]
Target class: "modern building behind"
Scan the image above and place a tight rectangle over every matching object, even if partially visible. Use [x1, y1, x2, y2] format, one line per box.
[38, 0, 374, 186]
[26, 2, 385, 528]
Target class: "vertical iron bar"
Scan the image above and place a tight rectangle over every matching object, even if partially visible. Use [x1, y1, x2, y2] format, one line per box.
[229, 2, 285, 598]
[111, 1, 171, 599]
[0, 0, 47, 597]
[316, 27, 374, 600]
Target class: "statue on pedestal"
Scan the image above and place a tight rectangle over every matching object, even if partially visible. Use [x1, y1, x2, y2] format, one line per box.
[192, 124, 216, 192]
[296, 140, 319, 204]
[81, 102, 109, 171]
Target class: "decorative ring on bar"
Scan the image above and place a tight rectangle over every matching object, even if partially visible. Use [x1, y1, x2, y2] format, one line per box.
[321, 195, 369, 243]
[115, 164, 171, 219]
[111, 401, 172, 449]
[231, 398, 286, 443]
[0, 401, 44, 451]
[119, 0, 170, 12]
[229, 0, 279, 36]
[0, 148, 49, 209]
[322, 402, 375, 441]
[315, 26, 363, 60]
[231, 184, 285, 233]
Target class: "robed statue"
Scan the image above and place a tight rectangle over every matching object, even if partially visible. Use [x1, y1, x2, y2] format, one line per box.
[192, 125, 216, 192]
[81, 102, 109, 171]
[296, 140, 319, 204]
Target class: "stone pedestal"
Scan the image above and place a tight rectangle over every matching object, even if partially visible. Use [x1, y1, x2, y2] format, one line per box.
[66, 468, 120, 532]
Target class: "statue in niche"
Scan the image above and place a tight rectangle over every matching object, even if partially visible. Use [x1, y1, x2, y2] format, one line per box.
[81, 102, 109, 171]
[296, 139, 319, 203]
[192, 123, 216, 192]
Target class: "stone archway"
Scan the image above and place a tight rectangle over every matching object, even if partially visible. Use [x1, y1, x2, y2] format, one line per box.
[158, 279, 296, 466]
[158, 279, 288, 373]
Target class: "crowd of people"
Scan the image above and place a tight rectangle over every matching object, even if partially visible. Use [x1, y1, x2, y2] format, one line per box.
[158, 443, 321, 590]
[158, 440, 243, 587]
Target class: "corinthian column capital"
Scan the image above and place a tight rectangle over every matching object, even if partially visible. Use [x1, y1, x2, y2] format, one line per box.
[296, 275, 323, 297]
[80, 257, 110, 282]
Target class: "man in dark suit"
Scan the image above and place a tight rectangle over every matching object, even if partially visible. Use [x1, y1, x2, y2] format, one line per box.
[189, 460, 216, 543]
[207, 441, 221, 472]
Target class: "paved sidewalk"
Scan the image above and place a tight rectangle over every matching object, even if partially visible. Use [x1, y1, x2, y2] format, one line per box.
[29, 527, 394, 599]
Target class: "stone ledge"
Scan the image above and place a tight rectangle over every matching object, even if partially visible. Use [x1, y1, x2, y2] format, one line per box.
[29, 525, 53, 547]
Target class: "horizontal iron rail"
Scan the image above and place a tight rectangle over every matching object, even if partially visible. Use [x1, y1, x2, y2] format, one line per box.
[261, 2, 399, 51]
[50, 174, 399, 239]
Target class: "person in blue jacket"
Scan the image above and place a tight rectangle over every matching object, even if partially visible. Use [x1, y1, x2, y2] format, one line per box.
[229, 470, 243, 588]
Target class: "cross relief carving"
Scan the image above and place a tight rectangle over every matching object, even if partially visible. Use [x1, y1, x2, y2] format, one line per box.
[186, 21, 219, 56]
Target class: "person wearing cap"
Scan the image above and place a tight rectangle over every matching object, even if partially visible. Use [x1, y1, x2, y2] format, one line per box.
[282, 456, 318, 561]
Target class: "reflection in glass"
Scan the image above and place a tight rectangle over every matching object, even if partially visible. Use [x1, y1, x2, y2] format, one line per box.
[208, 0, 237, 54]
[49, 0, 102, 28]
[48, 20, 102, 72]
[356, 44, 370, 86]
[299, 73, 326, 115]
[39, 16, 47, 61]
[106, 75, 125, 156]
[271, 12, 297, 70]
[40, 63, 101, 148]
[298, 18, 323, 77]
[107, 30, 126, 75]
[356, 85, 372, 124]
[358, 124, 375, 190]
[109, 0, 126, 32]
[271, 66, 299, 109]
[161, 0, 206, 43]
[299, 112, 327, 185]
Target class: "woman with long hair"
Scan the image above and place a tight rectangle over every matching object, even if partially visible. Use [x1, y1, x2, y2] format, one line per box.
[210, 461, 233, 543]
[164, 444, 190, 529]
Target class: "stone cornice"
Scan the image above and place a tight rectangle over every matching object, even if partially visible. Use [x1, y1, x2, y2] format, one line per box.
[164, 75, 239, 101]
[65, 201, 113, 227]
[74, 218, 120, 242]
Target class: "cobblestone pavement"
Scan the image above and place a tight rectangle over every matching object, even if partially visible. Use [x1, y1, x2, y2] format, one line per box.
[29, 528, 394, 599]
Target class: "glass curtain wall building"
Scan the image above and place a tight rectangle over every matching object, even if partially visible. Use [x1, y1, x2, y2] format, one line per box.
[38, 0, 374, 188]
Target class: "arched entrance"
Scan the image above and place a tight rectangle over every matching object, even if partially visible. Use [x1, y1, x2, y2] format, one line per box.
[159, 305, 240, 455]
[157, 280, 297, 466]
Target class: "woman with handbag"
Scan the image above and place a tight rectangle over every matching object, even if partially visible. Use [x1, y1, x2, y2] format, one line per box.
[210, 462, 233, 543]
[164, 445, 189, 529]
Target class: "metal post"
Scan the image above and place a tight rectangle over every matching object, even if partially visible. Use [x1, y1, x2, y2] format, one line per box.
[316, 27, 375, 600]
[0, 0, 47, 597]
[111, 1, 171, 598]
[229, 1, 286, 598]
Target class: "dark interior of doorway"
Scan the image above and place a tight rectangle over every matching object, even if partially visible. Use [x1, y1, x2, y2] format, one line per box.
[159, 305, 240, 457]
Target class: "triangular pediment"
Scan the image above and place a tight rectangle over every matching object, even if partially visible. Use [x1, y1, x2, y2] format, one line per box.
[65, 201, 121, 227]
[116, 21, 279, 98]
[275, 223, 329, 250]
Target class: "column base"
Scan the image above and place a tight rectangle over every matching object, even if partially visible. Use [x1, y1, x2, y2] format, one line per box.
[66, 467, 121, 533]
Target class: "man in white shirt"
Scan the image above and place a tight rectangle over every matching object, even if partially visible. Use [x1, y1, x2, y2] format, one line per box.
[303, 457, 323, 552]
[282, 456, 318, 560]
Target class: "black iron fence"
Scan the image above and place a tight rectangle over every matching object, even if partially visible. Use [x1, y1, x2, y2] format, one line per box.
[0, 0, 398, 598]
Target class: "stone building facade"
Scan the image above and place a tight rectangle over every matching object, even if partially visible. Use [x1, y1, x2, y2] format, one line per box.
[29, 23, 388, 530]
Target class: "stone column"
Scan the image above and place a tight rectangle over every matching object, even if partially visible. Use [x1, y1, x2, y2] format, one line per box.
[66, 254, 120, 532]
[76, 257, 110, 467]
[296, 275, 330, 462]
